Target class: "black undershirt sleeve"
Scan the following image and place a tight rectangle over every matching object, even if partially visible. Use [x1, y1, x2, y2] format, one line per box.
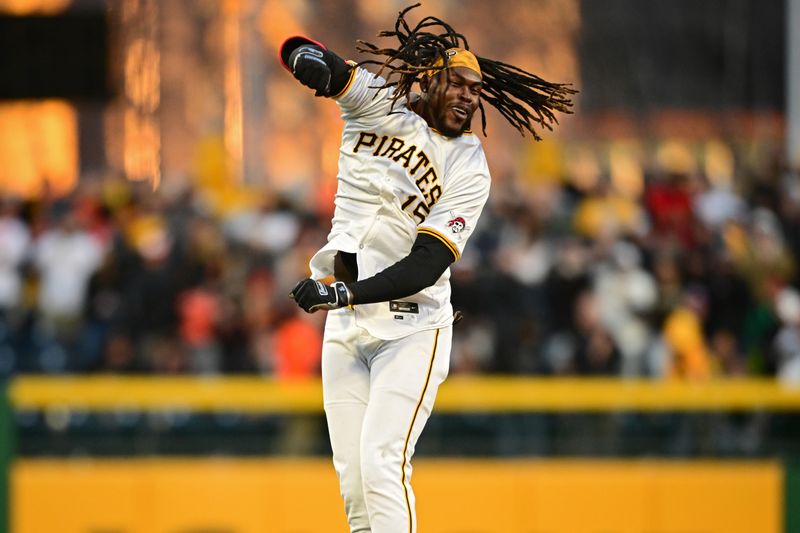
[346, 233, 457, 305]
[325, 50, 354, 96]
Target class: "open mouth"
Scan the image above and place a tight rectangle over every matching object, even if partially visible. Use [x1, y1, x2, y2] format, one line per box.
[451, 105, 469, 121]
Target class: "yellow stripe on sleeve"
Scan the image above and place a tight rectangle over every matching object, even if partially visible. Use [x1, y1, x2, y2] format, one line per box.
[418, 227, 460, 261]
[331, 63, 357, 99]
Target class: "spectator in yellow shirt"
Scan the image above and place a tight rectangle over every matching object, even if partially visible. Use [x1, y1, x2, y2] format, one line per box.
[663, 287, 713, 379]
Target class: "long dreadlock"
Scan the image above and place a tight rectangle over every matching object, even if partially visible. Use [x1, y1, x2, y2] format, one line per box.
[356, 3, 577, 139]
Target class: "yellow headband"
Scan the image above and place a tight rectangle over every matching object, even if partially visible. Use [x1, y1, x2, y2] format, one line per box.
[427, 48, 481, 78]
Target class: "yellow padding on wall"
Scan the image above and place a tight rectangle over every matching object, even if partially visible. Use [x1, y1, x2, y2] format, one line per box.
[13, 459, 782, 533]
[9, 376, 800, 412]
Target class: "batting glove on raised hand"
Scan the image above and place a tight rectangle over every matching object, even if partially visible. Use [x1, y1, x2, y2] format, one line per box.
[288, 45, 331, 96]
[289, 279, 352, 313]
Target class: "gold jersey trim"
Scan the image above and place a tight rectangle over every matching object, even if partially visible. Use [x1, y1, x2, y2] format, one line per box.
[418, 227, 460, 261]
[331, 62, 358, 99]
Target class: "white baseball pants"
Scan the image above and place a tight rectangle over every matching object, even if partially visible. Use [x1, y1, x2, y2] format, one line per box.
[321, 308, 451, 533]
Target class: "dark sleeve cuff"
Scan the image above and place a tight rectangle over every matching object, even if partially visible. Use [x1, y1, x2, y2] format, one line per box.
[279, 35, 354, 97]
[347, 233, 455, 305]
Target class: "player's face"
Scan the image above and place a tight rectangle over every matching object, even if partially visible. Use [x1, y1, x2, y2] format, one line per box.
[427, 67, 482, 137]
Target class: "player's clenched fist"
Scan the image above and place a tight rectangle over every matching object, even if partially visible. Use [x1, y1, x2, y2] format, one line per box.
[289, 45, 332, 96]
[289, 278, 352, 313]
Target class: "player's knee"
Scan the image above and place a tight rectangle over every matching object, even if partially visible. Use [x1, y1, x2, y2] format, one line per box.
[360, 443, 401, 490]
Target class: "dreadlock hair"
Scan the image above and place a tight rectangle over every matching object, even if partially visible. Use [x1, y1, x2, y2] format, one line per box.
[356, 3, 577, 140]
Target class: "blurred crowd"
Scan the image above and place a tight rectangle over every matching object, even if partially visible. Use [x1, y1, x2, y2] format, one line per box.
[0, 176, 328, 378]
[451, 149, 800, 384]
[2, 151, 800, 383]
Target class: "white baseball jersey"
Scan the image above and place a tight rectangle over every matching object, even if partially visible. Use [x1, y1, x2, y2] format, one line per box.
[309, 66, 491, 340]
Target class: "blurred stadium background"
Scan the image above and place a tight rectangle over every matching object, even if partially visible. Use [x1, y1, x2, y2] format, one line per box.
[1, 0, 800, 531]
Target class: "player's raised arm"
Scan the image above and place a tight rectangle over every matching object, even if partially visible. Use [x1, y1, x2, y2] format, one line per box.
[279, 35, 403, 123]
[279, 36, 353, 97]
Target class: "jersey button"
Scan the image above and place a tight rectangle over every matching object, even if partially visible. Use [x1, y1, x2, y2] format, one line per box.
[359, 244, 364, 249]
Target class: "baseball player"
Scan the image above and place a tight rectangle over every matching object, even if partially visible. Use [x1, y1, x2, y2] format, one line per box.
[282, 6, 575, 532]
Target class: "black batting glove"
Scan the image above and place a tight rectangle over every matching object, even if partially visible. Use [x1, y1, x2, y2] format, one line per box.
[288, 45, 331, 96]
[289, 279, 352, 313]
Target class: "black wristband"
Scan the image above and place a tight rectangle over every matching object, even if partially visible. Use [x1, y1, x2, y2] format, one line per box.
[333, 281, 352, 307]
